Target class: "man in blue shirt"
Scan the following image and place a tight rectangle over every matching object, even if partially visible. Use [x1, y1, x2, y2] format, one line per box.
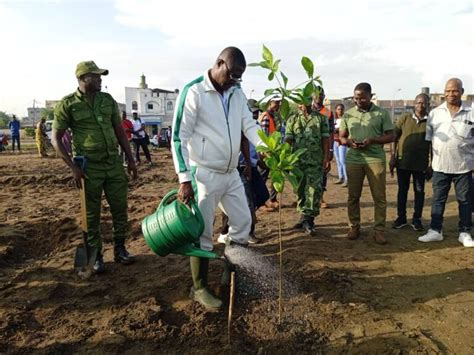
[8, 115, 21, 152]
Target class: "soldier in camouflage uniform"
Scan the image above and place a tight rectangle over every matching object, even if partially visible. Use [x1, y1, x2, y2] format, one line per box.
[285, 102, 331, 235]
[52, 61, 138, 274]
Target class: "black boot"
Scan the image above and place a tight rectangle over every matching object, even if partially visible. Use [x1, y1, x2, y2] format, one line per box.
[93, 253, 105, 274]
[114, 243, 135, 265]
[302, 216, 316, 236]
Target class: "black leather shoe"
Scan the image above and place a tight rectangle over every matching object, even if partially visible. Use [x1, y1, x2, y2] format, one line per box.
[114, 244, 135, 265]
[93, 253, 106, 274]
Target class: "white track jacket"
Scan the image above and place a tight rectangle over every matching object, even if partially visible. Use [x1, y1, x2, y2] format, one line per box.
[172, 71, 263, 183]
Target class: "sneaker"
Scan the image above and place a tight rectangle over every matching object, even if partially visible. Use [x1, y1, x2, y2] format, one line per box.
[334, 178, 344, 185]
[392, 218, 407, 229]
[411, 220, 424, 231]
[458, 232, 474, 247]
[341, 181, 348, 187]
[217, 233, 230, 245]
[248, 235, 260, 244]
[418, 229, 443, 243]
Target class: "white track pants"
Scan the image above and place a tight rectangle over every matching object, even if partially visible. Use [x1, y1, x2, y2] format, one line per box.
[194, 166, 251, 251]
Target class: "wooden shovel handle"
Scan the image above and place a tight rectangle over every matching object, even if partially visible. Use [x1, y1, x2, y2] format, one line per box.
[79, 178, 88, 232]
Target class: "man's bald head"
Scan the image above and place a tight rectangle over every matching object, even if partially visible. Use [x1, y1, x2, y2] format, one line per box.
[444, 77, 464, 107]
[216, 47, 246, 68]
[445, 78, 463, 91]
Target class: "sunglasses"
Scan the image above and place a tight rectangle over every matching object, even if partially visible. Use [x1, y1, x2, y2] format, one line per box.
[223, 61, 242, 83]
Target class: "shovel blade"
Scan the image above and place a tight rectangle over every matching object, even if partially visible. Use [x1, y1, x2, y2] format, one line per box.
[74, 244, 99, 279]
[74, 245, 88, 270]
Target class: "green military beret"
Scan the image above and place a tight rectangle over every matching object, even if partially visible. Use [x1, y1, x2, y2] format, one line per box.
[75, 60, 109, 78]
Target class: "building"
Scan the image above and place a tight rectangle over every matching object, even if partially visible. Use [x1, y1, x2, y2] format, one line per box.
[125, 74, 178, 134]
[45, 100, 60, 109]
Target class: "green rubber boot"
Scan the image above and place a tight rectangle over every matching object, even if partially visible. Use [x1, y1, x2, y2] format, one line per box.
[189, 256, 222, 312]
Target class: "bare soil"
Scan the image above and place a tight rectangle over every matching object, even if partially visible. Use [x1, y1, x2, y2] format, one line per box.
[0, 148, 473, 354]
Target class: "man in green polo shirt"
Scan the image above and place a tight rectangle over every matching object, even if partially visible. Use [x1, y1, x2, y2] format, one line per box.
[339, 82, 395, 244]
[389, 93, 432, 231]
[52, 61, 138, 274]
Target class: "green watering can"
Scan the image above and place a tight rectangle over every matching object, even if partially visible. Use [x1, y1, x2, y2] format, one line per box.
[142, 189, 219, 259]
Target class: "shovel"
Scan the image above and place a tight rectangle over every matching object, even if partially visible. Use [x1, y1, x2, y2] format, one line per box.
[73, 156, 98, 279]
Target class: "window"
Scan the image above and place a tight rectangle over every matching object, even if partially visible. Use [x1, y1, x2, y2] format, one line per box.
[147, 103, 154, 110]
[132, 101, 138, 110]
[167, 101, 173, 111]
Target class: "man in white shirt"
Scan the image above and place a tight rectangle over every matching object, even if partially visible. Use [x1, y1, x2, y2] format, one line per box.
[419, 78, 473, 247]
[172, 47, 263, 311]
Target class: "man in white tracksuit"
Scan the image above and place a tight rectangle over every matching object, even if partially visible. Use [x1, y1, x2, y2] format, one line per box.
[172, 47, 263, 311]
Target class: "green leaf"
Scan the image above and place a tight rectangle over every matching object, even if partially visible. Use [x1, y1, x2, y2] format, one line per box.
[265, 156, 278, 169]
[280, 99, 290, 120]
[270, 170, 285, 193]
[264, 88, 276, 97]
[273, 59, 281, 73]
[248, 62, 260, 67]
[281, 71, 288, 88]
[268, 72, 275, 81]
[257, 129, 271, 146]
[285, 173, 300, 190]
[301, 56, 314, 78]
[303, 81, 314, 99]
[262, 45, 273, 66]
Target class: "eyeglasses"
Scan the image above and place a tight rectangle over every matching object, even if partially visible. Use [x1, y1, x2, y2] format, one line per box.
[223, 61, 242, 83]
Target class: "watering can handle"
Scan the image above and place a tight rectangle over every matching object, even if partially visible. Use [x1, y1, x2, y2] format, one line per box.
[157, 189, 205, 236]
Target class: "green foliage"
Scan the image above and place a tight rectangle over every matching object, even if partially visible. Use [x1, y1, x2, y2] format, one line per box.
[24, 127, 35, 137]
[41, 107, 54, 120]
[0, 111, 10, 129]
[249, 45, 324, 121]
[256, 130, 306, 193]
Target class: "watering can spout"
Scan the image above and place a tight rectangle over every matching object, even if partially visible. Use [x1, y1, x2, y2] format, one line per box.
[173, 244, 219, 259]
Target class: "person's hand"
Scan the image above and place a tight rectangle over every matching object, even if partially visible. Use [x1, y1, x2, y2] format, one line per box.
[257, 159, 267, 170]
[362, 137, 372, 147]
[244, 164, 252, 181]
[328, 150, 334, 162]
[127, 160, 138, 180]
[348, 138, 359, 149]
[72, 165, 86, 189]
[178, 182, 194, 204]
[323, 158, 331, 173]
[425, 166, 433, 181]
[389, 155, 396, 177]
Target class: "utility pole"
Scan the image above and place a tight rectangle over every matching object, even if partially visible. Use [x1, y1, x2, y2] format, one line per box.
[32, 99, 36, 126]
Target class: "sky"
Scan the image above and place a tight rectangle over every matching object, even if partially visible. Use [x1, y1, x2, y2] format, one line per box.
[0, 0, 472, 117]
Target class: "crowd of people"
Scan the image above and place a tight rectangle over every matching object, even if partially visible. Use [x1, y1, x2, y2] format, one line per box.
[23, 46, 470, 313]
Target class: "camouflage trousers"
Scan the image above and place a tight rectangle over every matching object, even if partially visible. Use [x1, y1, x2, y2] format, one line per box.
[296, 164, 324, 218]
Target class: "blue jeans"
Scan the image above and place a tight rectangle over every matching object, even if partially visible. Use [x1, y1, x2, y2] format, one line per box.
[396, 168, 425, 222]
[11, 135, 20, 151]
[333, 141, 347, 182]
[430, 171, 472, 233]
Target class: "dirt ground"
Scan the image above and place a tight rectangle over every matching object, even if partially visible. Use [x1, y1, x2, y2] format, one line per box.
[0, 148, 473, 354]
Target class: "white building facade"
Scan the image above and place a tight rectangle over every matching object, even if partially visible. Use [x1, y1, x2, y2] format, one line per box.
[124, 74, 178, 130]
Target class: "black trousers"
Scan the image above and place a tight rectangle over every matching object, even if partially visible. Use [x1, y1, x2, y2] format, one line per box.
[133, 138, 151, 162]
[396, 168, 426, 222]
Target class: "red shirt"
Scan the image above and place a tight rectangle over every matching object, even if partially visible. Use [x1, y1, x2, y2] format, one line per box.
[122, 119, 134, 140]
